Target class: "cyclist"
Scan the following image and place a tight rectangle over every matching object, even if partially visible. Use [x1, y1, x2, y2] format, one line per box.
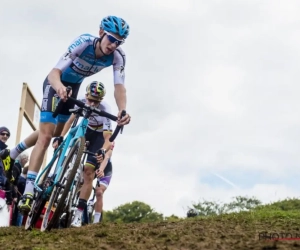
[5, 15, 132, 213]
[50, 81, 114, 227]
[91, 140, 115, 224]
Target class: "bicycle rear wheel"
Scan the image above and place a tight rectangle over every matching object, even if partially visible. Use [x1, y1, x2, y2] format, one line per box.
[41, 137, 85, 231]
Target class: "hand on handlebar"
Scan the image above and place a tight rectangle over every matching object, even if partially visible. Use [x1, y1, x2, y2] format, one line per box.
[56, 84, 72, 102]
[52, 136, 63, 150]
[95, 149, 105, 163]
[117, 110, 131, 126]
[52, 140, 59, 150]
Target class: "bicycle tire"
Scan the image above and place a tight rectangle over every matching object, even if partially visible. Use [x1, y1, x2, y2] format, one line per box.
[88, 205, 94, 224]
[39, 146, 72, 231]
[25, 148, 62, 230]
[42, 137, 85, 231]
[63, 145, 87, 228]
[64, 179, 82, 228]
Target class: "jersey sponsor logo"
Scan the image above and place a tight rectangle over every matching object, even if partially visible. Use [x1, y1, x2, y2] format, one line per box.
[71, 65, 96, 76]
[51, 96, 59, 112]
[73, 60, 95, 71]
[43, 85, 51, 98]
[68, 36, 91, 51]
[41, 99, 48, 111]
[70, 60, 104, 76]
[81, 54, 95, 60]
[62, 51, 76, 60]
[114, 65, 125, 78]
[119, 66, 125, 78]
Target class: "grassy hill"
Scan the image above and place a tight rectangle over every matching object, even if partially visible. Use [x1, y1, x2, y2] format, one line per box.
[1, 199, 300, 250]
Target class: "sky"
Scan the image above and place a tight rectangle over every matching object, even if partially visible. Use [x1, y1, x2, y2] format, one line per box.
[1, 0, 300, 217]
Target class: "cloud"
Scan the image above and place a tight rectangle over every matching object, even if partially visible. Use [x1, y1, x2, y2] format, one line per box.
[1, 0, 300, 218]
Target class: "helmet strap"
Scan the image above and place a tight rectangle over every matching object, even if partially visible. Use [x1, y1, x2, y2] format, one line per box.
[97, 34, 109, 56]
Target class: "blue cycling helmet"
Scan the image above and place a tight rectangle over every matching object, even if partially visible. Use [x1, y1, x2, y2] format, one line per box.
[100, 16, 130, 39]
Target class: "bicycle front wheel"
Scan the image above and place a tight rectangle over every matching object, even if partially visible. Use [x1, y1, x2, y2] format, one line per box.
[25, 147, 62, 230]
[41, 137, 85, 231]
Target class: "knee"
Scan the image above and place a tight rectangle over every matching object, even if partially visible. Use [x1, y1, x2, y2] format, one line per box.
[37, 128, 54, 149]
[83, 166, 94, 183]
[37, 135, 52, 150]
[96, 188, 104, 199]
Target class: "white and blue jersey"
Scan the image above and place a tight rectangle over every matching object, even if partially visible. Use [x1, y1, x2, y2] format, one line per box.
[55, 33, 126, 84]
[40, 33, 126, 124]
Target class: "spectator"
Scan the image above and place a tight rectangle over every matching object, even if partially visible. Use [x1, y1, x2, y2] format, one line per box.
[12, 152, 29, 185]
[0, 126, 13, 205]
[11, 153, 29, 226]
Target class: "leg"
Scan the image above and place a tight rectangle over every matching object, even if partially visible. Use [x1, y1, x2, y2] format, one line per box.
[18, 79, 63, 213]
[18, 122, 56, 213]
[9, 130, 39, 160]
[71, 164, 95, 227]
[2, 121, 65, 166]
[93, 184, 107, 223]
[71, 128, 104, 227]
[93, 164, 112, 224]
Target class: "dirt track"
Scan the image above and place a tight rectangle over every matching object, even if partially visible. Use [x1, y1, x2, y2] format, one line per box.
[1, 215, 300, 250]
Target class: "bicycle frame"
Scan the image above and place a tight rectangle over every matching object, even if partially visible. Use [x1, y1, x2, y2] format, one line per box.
[34, 110, 89, 199]
[26, 86, 125, 231]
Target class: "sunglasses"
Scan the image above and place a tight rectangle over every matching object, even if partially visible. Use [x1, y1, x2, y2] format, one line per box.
[0, 133, 10, 137]
[104, 31, 125, 46]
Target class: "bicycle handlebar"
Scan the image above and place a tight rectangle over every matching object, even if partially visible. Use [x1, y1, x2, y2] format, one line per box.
[52, 86, 126, 142]
[67, 96, 119, 121]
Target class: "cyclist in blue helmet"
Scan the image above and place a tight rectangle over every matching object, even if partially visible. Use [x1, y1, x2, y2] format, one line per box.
[99, 15, 130, 52]
[8, 15, 132, 214]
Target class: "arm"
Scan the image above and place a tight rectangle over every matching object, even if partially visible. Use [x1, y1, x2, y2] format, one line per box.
[113, 48, 127, 111]
[100, 102, 113, 152]
[99, 149, 113, 171]
[47, 69, 63, 92]
[114, 84, 127, 111]
[101, 132, 113, 153]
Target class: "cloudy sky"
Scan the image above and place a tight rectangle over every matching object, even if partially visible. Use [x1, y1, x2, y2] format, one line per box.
[1, 0, 300, 217]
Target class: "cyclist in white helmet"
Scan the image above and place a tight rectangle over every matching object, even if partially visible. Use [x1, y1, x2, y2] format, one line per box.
[51, 81, 114, 227]
[0, 15, 132, 214]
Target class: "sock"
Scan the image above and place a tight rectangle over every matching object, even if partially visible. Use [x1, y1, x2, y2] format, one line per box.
[93, 212, 101, 223]
[23, 171, 38, 195]
[75, 199, 87, 218]
[10, 141, 28, 160]
[75, 208, 84, 218]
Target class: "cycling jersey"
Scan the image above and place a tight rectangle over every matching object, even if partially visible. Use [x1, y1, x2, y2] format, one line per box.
[54, 34, 126, 84]
[40, 33, 126, 124]
[75, 96, 113, 133]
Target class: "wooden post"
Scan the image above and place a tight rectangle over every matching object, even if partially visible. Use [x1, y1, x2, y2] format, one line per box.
[15, 83, 27, 145]
[16, 82, 48, 168]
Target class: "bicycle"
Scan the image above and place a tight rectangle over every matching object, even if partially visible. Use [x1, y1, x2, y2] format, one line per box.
[59, 175, 100, 228]
[25, 86, 125, 231]
[59, 140, 98, 228]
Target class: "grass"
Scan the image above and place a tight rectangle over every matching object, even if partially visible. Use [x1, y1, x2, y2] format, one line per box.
[1, 207, 300, 250]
